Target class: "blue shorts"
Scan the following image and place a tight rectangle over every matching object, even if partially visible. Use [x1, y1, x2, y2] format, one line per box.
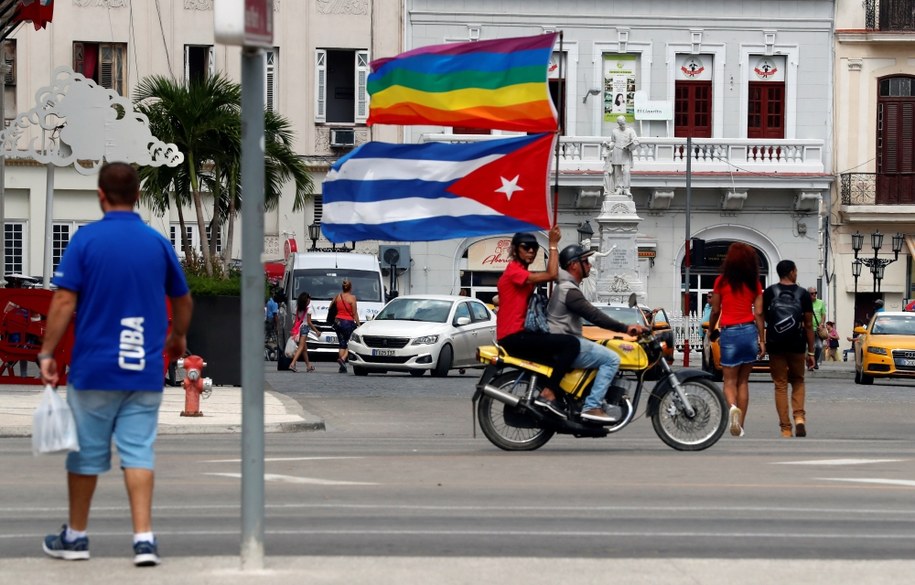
[718, 323, 759, 367]
[65, 388, 163, 474]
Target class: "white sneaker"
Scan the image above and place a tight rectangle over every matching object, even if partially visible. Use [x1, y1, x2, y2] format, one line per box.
[729, 405, 743, 437]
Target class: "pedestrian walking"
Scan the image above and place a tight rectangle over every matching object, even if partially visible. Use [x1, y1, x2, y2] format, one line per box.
[289, 291, 319, 372]
[760, 260, 815, 438]
[708, 242, 764, 437]
[808, 287, 826, 369]
[332, 279, 360, 373]
[37, 162, 193, 567]
[825, 321, 840, 362]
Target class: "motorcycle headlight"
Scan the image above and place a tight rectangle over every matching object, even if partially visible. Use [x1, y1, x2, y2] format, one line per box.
[412, 335, 439, 345]
[867, 346, 887, 355]
[350, 332, 361, 344]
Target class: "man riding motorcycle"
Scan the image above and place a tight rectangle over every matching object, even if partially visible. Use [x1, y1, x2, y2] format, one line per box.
[547, 244, 646, 423]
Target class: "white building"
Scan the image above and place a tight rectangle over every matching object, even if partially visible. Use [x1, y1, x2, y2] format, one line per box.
[1, 0, 837, 319]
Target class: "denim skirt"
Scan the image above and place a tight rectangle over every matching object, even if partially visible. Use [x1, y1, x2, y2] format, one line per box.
[718, 323, 759, 367]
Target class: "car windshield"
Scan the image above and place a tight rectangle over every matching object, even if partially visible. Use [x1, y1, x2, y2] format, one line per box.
[870, 315, 915, 335]
[583, 306, 645, 326]
[292, 269, 383, 302]
[376, 298, 453, 323]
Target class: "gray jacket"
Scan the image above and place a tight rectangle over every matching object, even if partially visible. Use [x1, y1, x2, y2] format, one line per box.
[547, 270, 628, 336]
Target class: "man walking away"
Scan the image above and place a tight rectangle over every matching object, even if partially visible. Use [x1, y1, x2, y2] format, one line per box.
[547, 244, 645, 423]
[761, 260, 815, 438]
[38, 162, 193, 567]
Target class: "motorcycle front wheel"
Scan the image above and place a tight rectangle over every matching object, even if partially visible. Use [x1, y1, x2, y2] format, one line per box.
[477, 372, 554, 451]
[651, 378, 727, 451]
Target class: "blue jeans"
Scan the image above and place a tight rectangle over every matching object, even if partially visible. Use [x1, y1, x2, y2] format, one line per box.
[573, 339, 621, 410]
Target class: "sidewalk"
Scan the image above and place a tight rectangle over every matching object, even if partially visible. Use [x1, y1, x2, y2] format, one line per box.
[0, 383, 324, 438]
[673, 352, 856, 379]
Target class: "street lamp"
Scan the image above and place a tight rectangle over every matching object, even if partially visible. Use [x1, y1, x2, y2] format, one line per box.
[851, 229, 904, 293]
[577, 220, 594, 246]
[851, 258, 862, 323]
[307, 222, 320, 251]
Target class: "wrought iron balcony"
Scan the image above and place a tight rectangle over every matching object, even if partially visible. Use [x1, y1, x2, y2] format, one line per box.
[865, 0, 915, 31]
[841, 172, 915, 205]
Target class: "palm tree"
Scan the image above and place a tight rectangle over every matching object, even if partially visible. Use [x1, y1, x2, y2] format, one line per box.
[133, 73, 313, 277]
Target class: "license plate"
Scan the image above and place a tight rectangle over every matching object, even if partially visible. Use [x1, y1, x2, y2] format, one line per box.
[324, 334, 338, 344]
[896, 358, 915, 367]
[372, 349, 396, 356]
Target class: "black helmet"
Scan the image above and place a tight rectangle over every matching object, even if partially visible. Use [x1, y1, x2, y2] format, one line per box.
[511, 232, 539, 248]
[559, 244, 595, 269]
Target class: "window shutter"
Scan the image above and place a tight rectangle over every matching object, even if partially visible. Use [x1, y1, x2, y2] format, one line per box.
[2, 41, 15, 85]
[73, 42, 84, 75]
[313, 194, 323, 224]
[184, 45, 191, 84]
[315, 49, 326, 123]
[265, 49, 277, 112]
[208, 46, 215, 78]
[355, 50, 369, 123]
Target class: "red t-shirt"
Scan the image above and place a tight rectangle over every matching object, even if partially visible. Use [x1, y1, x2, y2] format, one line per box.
[496, 260, 534, 341]
[713, 275, 762, 326]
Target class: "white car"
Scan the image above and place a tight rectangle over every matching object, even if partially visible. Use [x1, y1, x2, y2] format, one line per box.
[347, 294, 496, 377]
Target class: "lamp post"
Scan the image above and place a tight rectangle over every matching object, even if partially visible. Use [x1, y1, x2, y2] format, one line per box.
[851, 230, 904, 294]
[307, 222, 320, 251]
[851, 258, 862, 327]
[577, 220, 594, 247]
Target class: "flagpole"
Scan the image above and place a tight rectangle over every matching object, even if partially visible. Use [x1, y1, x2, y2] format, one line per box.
[552, 30, 563, 227]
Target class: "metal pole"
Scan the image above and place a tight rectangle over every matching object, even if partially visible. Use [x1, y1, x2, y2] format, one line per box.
[240, 46, 266, 571]
[42, 163, 54, 289]
[683, 137, 692, 366]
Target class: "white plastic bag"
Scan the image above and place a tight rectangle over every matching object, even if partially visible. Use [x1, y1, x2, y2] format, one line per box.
[284, 336, 298, 358]
[32, 385, 80, 455]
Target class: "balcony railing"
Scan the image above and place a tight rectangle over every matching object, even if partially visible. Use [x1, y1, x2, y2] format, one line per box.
[424, 134, 826, 174]
[865, 0, 915, 31]
[841, 172, 915, 205]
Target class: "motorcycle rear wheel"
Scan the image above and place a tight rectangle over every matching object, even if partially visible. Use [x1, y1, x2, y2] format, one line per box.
[477, 372, 554, 451]
[651, 378, 727, 451]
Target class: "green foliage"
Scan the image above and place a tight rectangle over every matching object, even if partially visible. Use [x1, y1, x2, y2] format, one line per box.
[182, 252, 241, 296]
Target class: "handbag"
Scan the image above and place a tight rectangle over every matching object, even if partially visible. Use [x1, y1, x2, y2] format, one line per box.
[523, 290, 551, 334]
[325, 295, 339, 325]
[32, 385, 80, 455]
[284, 336, 299, 358]
[816, 323, 829, 340]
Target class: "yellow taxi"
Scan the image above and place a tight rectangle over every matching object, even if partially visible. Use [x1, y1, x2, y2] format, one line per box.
[853, 311, 915, 385]
[582, 303, 674, 378]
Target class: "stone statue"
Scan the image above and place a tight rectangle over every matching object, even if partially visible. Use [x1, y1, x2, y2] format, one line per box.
[578, 240, 616, 301]
[602, 116, 639, 197]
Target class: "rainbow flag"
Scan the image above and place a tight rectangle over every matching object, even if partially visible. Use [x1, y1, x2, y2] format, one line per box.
[367, 33, 559, 133]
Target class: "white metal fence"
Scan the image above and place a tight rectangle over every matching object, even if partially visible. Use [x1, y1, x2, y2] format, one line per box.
[667, 310, 704, 353]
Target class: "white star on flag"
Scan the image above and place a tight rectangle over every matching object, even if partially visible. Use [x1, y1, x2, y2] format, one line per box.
[495, 175, 524, 200]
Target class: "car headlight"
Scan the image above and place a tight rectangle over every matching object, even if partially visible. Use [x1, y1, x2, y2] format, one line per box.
[867, 346, 887, 355]
[349, 332, 361, 344]
[412, 335, 439, 345]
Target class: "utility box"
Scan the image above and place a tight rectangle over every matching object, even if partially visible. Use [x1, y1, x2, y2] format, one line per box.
[379, 245, 411, 270]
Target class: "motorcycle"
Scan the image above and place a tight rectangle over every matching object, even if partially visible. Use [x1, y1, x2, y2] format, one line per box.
[472, 324, 728, 452]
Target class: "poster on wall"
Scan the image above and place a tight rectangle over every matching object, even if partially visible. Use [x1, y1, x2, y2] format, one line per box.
[676, 55, 713, 81]
[603, 54, 637, 123]
[751, 56, 785, 82]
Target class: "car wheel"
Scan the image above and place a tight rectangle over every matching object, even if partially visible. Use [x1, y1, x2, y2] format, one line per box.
[353, 366, 369, 377]
[431, 345, 453, 377]
[854, 368, 862, 384]
[409, 370, 425, 377]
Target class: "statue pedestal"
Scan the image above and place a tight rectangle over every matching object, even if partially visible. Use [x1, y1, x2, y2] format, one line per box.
[594, 194, 644, 305]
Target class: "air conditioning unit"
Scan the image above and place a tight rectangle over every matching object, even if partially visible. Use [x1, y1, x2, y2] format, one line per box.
[379, 245, 411, 270]
[330, 128, 355, 148]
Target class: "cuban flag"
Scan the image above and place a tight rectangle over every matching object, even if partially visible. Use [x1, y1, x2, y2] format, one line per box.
[321, 133, 554, 243]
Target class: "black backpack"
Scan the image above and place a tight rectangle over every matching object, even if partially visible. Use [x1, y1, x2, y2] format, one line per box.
[766, 284, 804, 344]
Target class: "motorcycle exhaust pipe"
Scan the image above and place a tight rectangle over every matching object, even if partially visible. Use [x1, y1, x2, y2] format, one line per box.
[480, 384, 521, 407]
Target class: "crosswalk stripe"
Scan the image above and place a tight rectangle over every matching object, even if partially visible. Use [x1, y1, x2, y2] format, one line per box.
[204, 472, 378, 486]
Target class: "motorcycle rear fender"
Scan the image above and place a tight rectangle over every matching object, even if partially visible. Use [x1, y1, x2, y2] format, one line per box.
[645, 368, 715, 417]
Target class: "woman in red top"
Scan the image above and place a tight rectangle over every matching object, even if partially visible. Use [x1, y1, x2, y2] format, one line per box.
[496, 226, 580, 418]
[333, 280, 360, 373]
[708, 242, 765, 437]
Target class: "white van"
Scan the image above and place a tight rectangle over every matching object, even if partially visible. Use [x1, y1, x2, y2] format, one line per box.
[280, 252, 385, 355]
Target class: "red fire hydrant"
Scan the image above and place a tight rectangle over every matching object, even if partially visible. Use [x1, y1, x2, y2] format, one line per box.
[178, 355, 212, 417]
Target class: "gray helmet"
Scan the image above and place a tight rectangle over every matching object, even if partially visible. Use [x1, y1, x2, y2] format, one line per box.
[559, 244, 595, 269]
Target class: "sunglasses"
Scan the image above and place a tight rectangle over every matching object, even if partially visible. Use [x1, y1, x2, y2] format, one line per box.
[519, 243, 540, 252]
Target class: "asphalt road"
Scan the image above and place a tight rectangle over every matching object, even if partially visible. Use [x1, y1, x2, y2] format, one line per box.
[2, 365, 913, 564]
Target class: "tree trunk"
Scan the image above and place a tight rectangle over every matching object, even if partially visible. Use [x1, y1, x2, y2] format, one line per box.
[188, 155, 213, 277]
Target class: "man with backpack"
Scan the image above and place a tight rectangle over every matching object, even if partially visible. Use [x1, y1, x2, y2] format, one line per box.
[760, 260, 816, 438]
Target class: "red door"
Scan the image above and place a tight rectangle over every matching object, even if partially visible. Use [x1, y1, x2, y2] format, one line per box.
[675, 81, 712, 138]
[748, 82, 785, 139]
[877, 98, 915, 204]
